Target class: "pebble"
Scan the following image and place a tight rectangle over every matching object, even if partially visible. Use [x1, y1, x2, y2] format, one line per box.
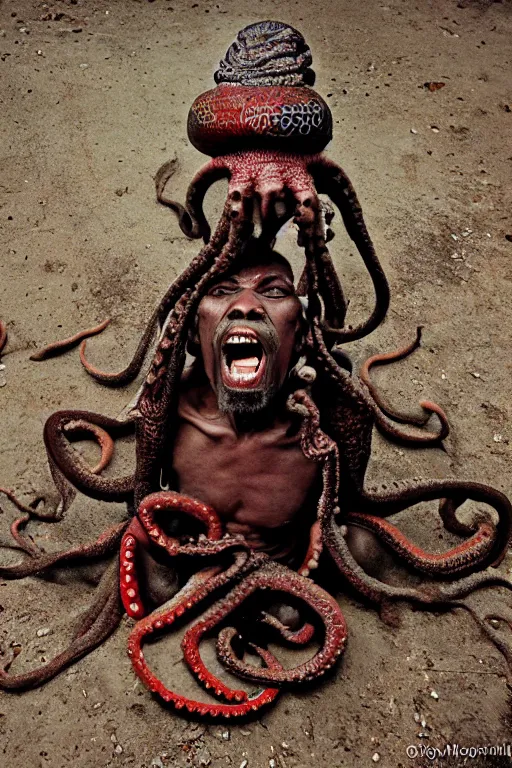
[372, 753, 380, 762]
[239, 761, 248, 768]
[36, 627, 51, 637]
[471, 371, 481, 378]
[410, 128, 418, 134]
[114, 744, 123, 755]
[240, 730, 251, 736]
[430, 690, 439, 700]
[489, 618, 500, 629]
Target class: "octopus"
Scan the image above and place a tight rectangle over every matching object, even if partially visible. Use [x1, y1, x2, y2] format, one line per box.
[0, 21, 511, 721]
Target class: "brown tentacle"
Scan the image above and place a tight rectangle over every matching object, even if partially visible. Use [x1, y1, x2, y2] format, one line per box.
[186, 561, 347, 687]
[361, 326, 428, 425]
[325, 512, 512, 605]
[0, 521, 127, 579]
[155, 157, 230, 241]
[347, 511, 496, 577]
[309, 157, 390, 342]
[0, 320, 7, 355]
[0, 559, 122, 690]
[63, 419, 115, 475]
[29, 319, 110, 361]
[80, 212, 232, 388]
[134, 200, 254, 505]
[358, 479, 512, 567]
[44, 410, 134, 504]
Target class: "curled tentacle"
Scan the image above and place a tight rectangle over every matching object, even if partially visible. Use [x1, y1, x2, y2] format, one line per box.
[129, 553, 282, 718]
[44, 410, 134, 503]
[29, 319, 110, 361]
[347, 511, 496, 577]
[79, 208, 232, 387]
[324, 512, 512, 606]
[358, 479, 512, 568]
[309, 156, 390, 342]
[0, 559, 122, 690]
[63, 419, 115, 475]
[360, 326, 445, 426]
[186, 560, 347, 687]
[155, 157, 230, 241]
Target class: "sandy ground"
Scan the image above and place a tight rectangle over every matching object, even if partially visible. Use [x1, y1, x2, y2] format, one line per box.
[1, 0, 511, 766]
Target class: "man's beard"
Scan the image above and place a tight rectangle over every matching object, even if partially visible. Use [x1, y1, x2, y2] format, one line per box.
[216, 380, 278, 415]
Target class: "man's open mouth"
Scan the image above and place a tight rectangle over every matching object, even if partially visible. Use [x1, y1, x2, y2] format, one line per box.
[220, 328, 267, 389]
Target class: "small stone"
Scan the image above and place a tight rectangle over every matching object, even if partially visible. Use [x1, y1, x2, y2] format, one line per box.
[79, 63, 89, 69]
[269, 760, 276, 768]
[93, 702, 102, 709]
[421, 719, 427, 728]
[450, 233, 458, 240]
[493, 433, 503, 443]
[430, 690, 439, 700]
[240, 730, 251, 736]
[36, 627, 51, 637]
[372, 753, 380, 763]
[240, 761, 248, 768]
[221, 730, 230, 741]
[37, 49, 43, 55]
[431, 125, 440, 133]
[410, 128, 418, 134]
[110, 734, 117, 743]
[114, 744, 123, 755]
[413, 712, 420, 722]
[489, 618, 500, 629]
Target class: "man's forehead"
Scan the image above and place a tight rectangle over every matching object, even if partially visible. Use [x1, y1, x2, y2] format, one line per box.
[214, 260, 295, 285]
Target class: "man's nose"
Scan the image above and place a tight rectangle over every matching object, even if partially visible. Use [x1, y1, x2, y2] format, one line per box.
[226, 289, 266, 322]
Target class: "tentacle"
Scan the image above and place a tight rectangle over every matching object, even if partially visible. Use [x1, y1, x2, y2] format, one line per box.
[360, 326, 440, 425]
[0, 489, 49, 553]
[325, 512, 512, 605]
[134, 200, 254, 505]
[371, 400, 450, 446]
[347, 511, 496, 577]
[29, 319, 110, 361]
[358, 479, 512, 567]
[129, 553, 282, 718]
[0, 521, 128, 579]
[255, 614, 316, 646]
[0, 559, 122, 690]
[63, 419, 115, 475]
[452, 598, 512, 673]
[44, 410, 134, 503]
[155, 157, 230, 241]
[80, 210, 232, 388]
[0, 320, 7, 355]
[185, 561, 347, 687]
[309, 156, 390, 341]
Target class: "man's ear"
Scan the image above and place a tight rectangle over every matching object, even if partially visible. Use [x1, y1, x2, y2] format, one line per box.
[186, 317, 201, 357]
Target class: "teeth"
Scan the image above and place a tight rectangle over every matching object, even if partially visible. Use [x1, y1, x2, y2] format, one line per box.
[226, 335, 258, 345]
[231, 371, 258, 382]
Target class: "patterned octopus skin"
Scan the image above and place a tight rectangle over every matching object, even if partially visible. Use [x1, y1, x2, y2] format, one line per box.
[347, 512, 496, 576]
[127, 555, 282, 718]
[188, 85, 332, 156]
[192, 563, 347, 686]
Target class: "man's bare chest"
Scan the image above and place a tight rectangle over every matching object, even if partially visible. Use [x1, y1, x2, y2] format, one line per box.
[171, 419, 319, 530]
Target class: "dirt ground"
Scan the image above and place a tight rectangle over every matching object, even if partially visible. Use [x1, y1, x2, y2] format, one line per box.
[1, 0, 511, 766]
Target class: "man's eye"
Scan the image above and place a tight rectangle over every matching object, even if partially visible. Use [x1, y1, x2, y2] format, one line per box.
[262, 287, 288, 298]
[209, 286, 235, 296]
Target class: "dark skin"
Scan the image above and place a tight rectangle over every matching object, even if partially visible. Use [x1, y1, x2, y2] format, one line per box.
[171, 261, 320, 563]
